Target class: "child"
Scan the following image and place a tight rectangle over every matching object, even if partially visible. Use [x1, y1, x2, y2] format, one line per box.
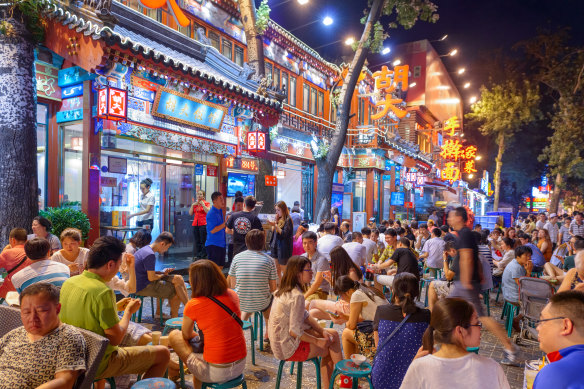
[502, 245, 534, 304]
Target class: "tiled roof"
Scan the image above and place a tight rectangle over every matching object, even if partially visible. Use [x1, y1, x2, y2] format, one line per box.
[43, 2, 282, 110]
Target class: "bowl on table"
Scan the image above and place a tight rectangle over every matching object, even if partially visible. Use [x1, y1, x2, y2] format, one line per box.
[350, 353, 367, 366]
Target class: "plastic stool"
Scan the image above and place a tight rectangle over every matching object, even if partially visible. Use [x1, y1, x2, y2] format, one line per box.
[419, 277, 434, 307]
[501, 301, 519, 338]
[495, 283, 503, 303]
[162, 317, 183, 335]
[131, 377, 176, 388]
[131, 294, 165, 327]
[93, 377, 116, 388]
[242, 320, 255, 365]
[329, 359, 373, 389]
[253, 312, 264, 351]
[275, 358, 321, 389]
[201, 374, 247, 388]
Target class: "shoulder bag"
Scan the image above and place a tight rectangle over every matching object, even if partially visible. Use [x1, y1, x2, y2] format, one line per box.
[190, 295, 244, 353]
[372, 313, 411, 367]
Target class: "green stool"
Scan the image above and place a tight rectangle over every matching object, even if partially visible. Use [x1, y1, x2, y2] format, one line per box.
[531, 271, 543, 278]
[201, 374, 247, 388]
[131, 377, 176, 388]
[162, 317, 183, 335]
[275, 358, 321, 389]
[253, 312, 264, 351]
[482, 289, 491, 317]
[501, 301, 519, 338]
[131, 294, 165, 327]
[329, 359, 373, 389]
[93, 377, 116, 388]
[419, 277, 434, 307]
[242, 320, 255, 365]
[495, 283, 503, 303]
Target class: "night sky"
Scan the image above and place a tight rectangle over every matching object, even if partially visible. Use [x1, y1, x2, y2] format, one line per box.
[270, 0, 584, 98]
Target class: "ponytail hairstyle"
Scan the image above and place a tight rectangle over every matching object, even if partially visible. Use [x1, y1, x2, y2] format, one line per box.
[422, 298, 475, 352]
[333, 275, 360, 296]
[140, 178, 153, 188]
[330, 246, 363, 288]
[391, 272, 419, 315]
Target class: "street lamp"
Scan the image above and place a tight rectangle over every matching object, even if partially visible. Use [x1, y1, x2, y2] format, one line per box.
[430, 34, 448, 42]
[475, 155, 482, 161]
[457, 68, 465, 75]
[382, 47, 391, 55]
[463, 82, 471, 89]
[410, 82, 417, 87]
[345, 37, 355, 46]
[440, 49, 458, 57]
[469, 96, 477, 104]
[392, 59, 401, 66]
[289, 16, 334, 32]
[272, 0, 310, 8]
[468, 174, 474, 179]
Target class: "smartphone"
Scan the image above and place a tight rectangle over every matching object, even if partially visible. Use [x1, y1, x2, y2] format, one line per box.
[325, 310, 340, 318]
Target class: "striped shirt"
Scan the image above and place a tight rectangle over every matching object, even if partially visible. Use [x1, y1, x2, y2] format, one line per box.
[228, 250, 277, 313]
[11, 259, 70, 293]
[478, 245, 494, 272]
[569, 221, 584, 237]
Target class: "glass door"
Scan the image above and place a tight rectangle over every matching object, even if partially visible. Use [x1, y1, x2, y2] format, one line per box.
[165, 163, 195, 259]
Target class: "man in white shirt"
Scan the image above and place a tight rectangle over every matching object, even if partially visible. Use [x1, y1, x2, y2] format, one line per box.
[419, 228, 445, 273]
[544, 213, 560, 247]
[316, 222, 344, 261]
[536, 213, 547, 230]
[361, 227, 378, 264]
[342, 232, 367, 267]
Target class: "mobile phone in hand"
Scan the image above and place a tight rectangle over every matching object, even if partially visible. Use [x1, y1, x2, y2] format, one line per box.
[325, 310, 340, 318]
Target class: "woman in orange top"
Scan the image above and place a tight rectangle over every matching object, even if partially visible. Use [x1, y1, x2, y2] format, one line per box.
[189, 190, 210, 260]
[169, 260, 246, 388]
[537, 228, 553, 262]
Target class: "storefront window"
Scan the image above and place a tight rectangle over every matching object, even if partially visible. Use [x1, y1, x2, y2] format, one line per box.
[301, 163, 314, 222]
[352, 170, 366, 213]
[265, 63, 273, 82]
[234, 45, 244, 67]
[289, 76, 297, 106]
[282, 72, 289, 102]
[208, 31, 220, 51]
[310, 87, 317, 115]
[318, 91, 324, 118]
[36, 104, 48, 210]
[276, 160, 303, 211]
[221, 39, 232, 60]
[61, 123, 83, 208]
[273, 67, 280, 89]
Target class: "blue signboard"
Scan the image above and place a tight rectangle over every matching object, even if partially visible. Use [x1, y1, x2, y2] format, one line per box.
[152, 88, 227, 132]
[58, 66, 95, 88]
[385, 160, 393, 171]
[390, 192, 405, 206]
[61, 84, 83, 99]
[195, 164, 204, 175]
[395, 179, 401, 186]
[332, 183, 345, 193]
[133, 86, 156, 102]
[56, 109, 83, 123]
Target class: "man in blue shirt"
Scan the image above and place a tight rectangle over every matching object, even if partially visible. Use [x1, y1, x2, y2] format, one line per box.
[518, 233, 545, 272]
[534, 291, 584, 389]
[206, 191, 227, 269]
[134, 232, 189, 318]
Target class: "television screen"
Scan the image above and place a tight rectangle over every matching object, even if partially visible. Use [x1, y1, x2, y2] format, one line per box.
[227, 173, 256, 197]
[390, 192, 405, 206]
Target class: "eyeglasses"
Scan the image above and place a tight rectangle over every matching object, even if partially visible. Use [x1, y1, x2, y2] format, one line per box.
[302, 268, 313, 272]
[464, 322, 482, 329]
[536, 316, 567, 325]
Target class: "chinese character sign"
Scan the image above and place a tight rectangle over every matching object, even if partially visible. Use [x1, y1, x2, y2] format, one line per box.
[108, 89, 127, 117]
[140, 0, 190, 27]
[246, 131, 267, 151]
[442, 162, 461, 183]
[97, 87, 127, 121]
[440, 140, 478, 162]
[371, 65, 409, 121]
[463, 160, 477, 174]
[98, 89, 107, 117]
[444, 116, 461, 136]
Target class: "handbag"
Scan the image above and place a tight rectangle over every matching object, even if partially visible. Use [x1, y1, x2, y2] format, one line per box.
[372, 313, 411, 367]
[356, 320, 374, 334]
[190, 295, 244, 353]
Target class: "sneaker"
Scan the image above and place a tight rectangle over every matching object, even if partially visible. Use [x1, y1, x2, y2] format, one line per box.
[501, 344, 521, 366]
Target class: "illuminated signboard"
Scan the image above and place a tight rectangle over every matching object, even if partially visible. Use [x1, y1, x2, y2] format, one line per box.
[152, 88, 227, 132]
[440, 140, 477, 161]
[371, 65, 409, 121]
[225, 157, 259, 172]
[97, 87, 127, 121]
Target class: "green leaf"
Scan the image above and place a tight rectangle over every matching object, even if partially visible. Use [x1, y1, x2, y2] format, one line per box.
[39, 207, 91, 242]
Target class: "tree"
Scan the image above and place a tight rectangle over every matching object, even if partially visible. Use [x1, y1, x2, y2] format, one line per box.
[518, 30, 584, 213]
[466, 80, 540, 211]
[0, 0, 47, 247]
[238, 0, 276, 212]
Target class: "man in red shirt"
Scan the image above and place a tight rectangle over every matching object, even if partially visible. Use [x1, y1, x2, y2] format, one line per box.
[0, 228, 31, 298]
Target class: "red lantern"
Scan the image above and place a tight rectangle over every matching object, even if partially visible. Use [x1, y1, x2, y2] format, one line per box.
[246, 131, 266, 151]
[97, 86, 127, 121]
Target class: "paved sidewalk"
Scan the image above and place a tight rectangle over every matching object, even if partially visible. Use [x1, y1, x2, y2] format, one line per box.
[127, 289, 544, 389]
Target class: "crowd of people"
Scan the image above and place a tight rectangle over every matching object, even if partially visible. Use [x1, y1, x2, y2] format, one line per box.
[1, 205, 584, 389]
